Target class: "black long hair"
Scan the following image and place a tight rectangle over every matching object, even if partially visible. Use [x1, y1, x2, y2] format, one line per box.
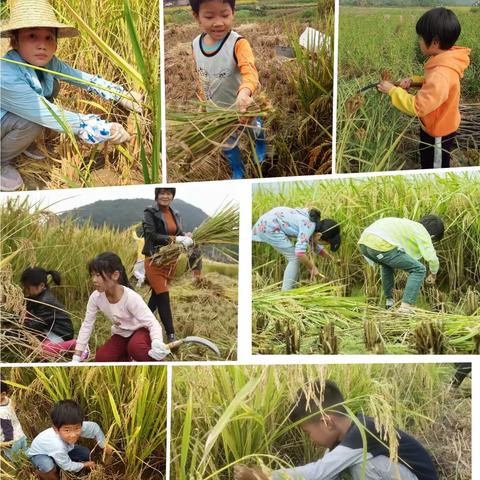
[20, 267, 61, 288]
[87, 252, 133, 289]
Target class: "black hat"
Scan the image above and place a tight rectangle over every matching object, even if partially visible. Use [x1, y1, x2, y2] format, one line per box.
[155, 187, 176, 199]
[318, 219, 341, 252]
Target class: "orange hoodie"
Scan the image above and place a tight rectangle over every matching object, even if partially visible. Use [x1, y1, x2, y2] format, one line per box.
[388, 46, 470, 137]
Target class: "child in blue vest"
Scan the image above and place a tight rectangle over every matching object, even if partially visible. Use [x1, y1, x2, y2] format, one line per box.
[189, 0, 266, 179]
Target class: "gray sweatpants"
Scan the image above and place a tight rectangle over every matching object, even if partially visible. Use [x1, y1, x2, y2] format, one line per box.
[1, 79, 59, 164]
[1, 113, 43, 163]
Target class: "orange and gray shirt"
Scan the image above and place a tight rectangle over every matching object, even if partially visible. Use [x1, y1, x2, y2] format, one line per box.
[192, 30, 259, 108]
[388, 46, 470, 137]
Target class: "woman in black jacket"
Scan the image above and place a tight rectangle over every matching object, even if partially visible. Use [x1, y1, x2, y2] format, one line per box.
[143, 187, 202, 342]
[20, 267, 76, 357]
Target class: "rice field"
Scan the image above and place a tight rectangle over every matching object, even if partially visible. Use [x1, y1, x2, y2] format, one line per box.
[0, 197, 238, 362]
[171, 363, 472, 479]
[336, 6, 480, 173]
[0, 365, 166, 479]
[164, 0, 333, 181]
[252, 172, 480, 354]
[0, 0, 160, 189]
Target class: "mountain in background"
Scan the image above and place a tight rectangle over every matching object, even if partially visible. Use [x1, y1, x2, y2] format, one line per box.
[60, 198, 209, 231]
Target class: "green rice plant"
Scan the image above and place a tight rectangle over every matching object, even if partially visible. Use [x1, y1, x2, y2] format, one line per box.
[167, 100, 273, 181]
[0, 365, 167, 479]
[252, 283, 480, 354]
[152, 203, 239, 265]
[171, 364, 469, 479]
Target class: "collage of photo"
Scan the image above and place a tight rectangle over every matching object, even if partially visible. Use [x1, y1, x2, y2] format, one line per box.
[1, 0, 478, 479]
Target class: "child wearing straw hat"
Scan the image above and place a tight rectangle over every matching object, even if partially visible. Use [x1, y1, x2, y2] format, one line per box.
[0, 0, 142, 191]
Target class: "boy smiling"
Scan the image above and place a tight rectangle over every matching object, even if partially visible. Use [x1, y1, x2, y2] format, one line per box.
[189, 0, 266, 179]
[27, 400, 112, 480]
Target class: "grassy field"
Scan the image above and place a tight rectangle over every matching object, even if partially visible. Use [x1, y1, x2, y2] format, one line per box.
[0, 365, 166, 479]
[164, 0, 333, 181]
[171, 363, 471, 479]
[0, 198, 238, 362]
[337, 6, 480, 173]
[0, 0, 160, 189]
[252, 172, 480, 354]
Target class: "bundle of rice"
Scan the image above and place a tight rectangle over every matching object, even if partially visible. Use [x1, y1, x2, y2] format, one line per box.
[151, 203, 239, 266]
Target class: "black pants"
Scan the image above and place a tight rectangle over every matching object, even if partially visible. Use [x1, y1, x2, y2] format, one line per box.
[148, 291, 174, 336]
[419, 129, 456, 169]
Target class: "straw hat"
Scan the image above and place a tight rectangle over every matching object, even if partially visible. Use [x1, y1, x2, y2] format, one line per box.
[0, 0, 80, 38]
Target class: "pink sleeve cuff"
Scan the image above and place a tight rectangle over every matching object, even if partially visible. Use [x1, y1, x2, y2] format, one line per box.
[295, 252, 306, 257]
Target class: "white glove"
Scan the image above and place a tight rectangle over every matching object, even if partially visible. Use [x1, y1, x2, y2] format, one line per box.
[148, 339, 171, 361]
[71, 354, 81, 363]
[107, 123, 130, 144]
[118, 91, 143, 114]
[175, 236, 194, 248]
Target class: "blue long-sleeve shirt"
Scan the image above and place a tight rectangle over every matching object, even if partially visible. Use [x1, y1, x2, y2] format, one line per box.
[27, 421, 106, 472]
[1, 49, 125, 144]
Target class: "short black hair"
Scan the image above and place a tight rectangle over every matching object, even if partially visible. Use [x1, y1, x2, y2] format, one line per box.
[51, 400, 84, 428]
[419, 214, 445, 242]
[154, 187, 176, 200]
[416, 7, 461, 50]
[189, 0, 235, 15]
[289, 380, 347, 424]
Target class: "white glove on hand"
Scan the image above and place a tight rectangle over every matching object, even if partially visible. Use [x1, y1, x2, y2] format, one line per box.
[148, 339, 171, 361]
[108, 123, 130, 144]
[176, 236, 194, 248]
[71, 354, 81, 363]
[118, 91, 143, 114]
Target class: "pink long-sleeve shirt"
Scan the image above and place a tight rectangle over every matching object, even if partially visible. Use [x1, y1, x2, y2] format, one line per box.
[75, 286, 164, 351]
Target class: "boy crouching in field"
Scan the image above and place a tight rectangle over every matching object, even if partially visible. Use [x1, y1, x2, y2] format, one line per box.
[235, 380, 438, 480]
[378, 7, 470, 169]
[27, 400, 112, 480]
[0, 0, 141, 191]
[189, 0, 266, 179]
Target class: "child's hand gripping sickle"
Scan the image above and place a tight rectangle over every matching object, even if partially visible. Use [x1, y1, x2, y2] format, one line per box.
[234, 465, 269, 480]
[377, 80, 395, 94]
[148, 339, 171, 361]
[426, 273, 437, 285]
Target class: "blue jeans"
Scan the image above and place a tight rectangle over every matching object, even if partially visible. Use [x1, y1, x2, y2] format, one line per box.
[222, 116, 267, 179]
[3, 436, 28, 461]
[30, 444, 90, 472]
[360, 245, 427, 305]
[271, 244, 299, 291]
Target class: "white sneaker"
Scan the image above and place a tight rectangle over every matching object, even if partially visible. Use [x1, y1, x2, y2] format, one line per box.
[397, 304, 414, 315]
[0, 164, 24, 191]
[24, 145, 46, 160]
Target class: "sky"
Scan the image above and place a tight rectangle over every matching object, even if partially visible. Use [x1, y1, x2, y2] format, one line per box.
[0, 182, 245, 217]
